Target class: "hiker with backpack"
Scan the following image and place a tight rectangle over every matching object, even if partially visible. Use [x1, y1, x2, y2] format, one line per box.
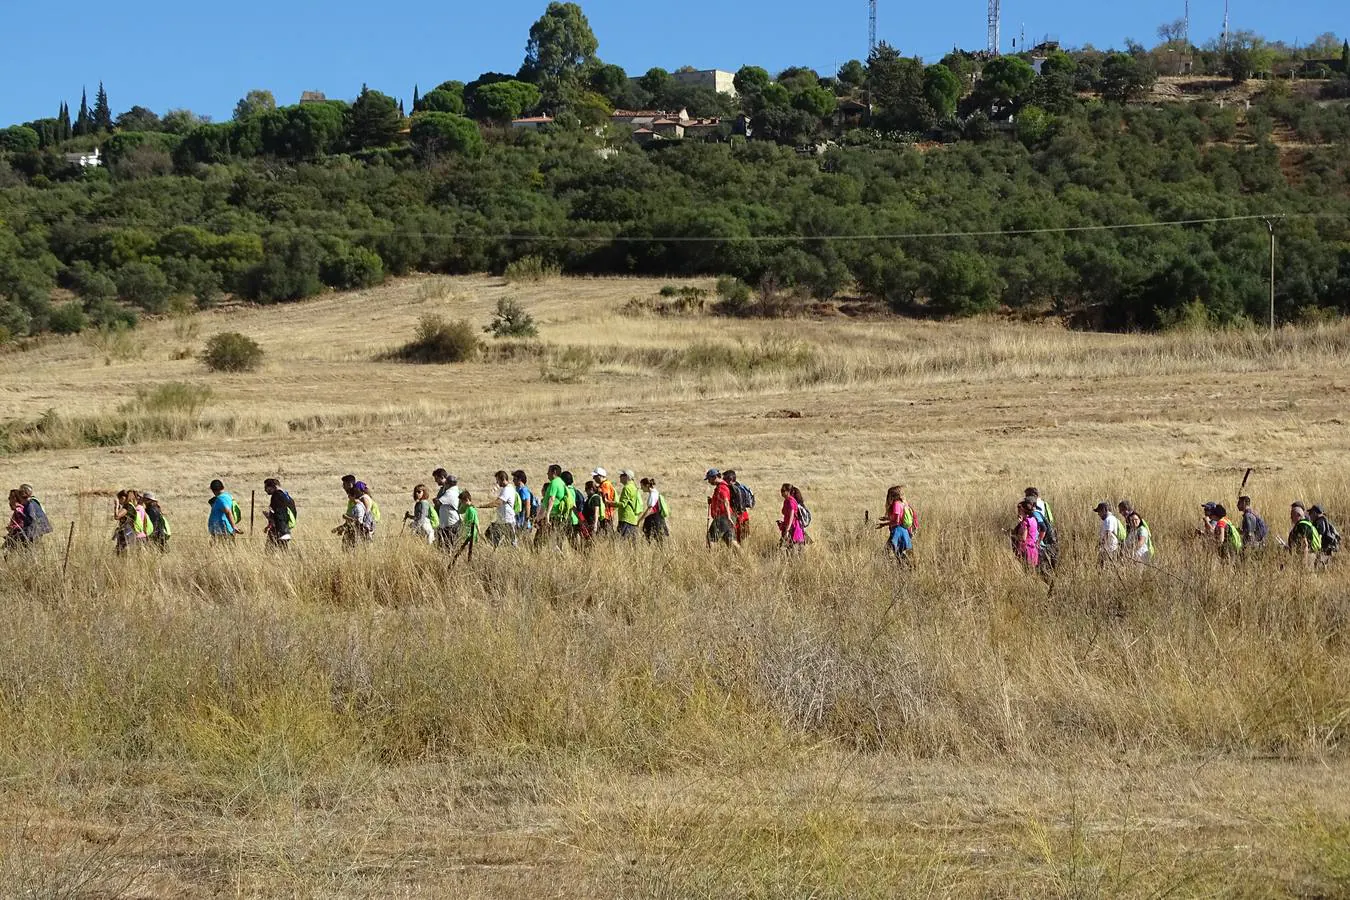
[1124, 510, 1152, 563]
[484, 470, 518, 548]
[705, 469, 739, 549]
[113, 489, 150, 553]
[1025, 487, 1058, 570]
[1285, 503, 1323, 564]
[1237, 496, 1268, 551]
[535, 464, 570, 550]
[1309, 506, 1341, 564]
[616, 469, 642, 540]
[207, 480, 240, 542]
[878, 485, 917, 562]
[11, 484, 53, 549]
[1095, 501, 1124, 565]
[591, 468, 617, 535]
[639, 477, 669, 541]
[725, 470, 754, 542]
[143, 492, 170, 552]
[263, 478, 297, 550]
[561, 471, 585, 545]
[778, 483, 807, 554]
[432, 470, 461, 550]
[335, 483, 373, 547]
[582, 480, 606, 544]
[1208, 503, 1242, 558]
[406, 484, 436, 544]
[4, 489, 25, 553]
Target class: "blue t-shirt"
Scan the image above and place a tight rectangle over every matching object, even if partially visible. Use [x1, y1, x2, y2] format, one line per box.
[516, 486, 534, 528]
[209, 492, 236, 535]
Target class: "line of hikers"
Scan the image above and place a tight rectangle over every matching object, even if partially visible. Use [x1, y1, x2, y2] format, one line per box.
[5, 477, 1339, 574]
[1012, 488, 1341, 575]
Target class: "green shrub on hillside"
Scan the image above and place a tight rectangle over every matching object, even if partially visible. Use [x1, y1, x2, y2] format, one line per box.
[202, 332, 264, 372]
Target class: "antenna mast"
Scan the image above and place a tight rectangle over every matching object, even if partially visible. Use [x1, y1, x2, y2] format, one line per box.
[1183, 0, 1190, 47]
[1221, 0, 1230, 49]
[988, 0, 1002, 55]
[869, 0, 877, 56]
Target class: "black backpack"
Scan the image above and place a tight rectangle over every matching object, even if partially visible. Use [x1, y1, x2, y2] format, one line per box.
[1245, 510, 1268, 543]
[731, 482, 755, 513]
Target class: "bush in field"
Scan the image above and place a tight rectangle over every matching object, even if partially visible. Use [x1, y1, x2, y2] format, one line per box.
[485, 297, 538, 338]
[397, 315, 479, 363]
[503, 255, 560, 283]
[202, 332, 264, 372]
[715, 276, 753, 315]
[128, 382, 214, 416]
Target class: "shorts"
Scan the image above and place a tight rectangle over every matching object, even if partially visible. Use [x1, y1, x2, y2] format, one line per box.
[617, 522, 639, 540]
[888, 525, 912, 556]
[708, 516, 737, 546]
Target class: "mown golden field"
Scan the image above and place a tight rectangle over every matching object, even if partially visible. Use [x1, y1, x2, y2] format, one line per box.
[2, 275, 1350, 897]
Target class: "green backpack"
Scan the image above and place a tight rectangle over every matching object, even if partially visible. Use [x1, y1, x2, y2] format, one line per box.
[428, 504, 440, 529]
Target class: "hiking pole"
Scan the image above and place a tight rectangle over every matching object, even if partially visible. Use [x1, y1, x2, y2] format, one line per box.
[61, 521, 75, 576]
[250, 491, 256, 537]
[1238, 467, 1253, 499]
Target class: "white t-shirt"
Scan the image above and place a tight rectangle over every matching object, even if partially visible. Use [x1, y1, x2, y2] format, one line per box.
[496, 483, 516, 525]
[436, 485, 461, 526]
[1099, 513, 1121, 553]
[645, 489, 661, 516]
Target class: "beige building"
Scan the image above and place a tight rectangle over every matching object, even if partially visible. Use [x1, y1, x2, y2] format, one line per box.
[671, 69, 739, 98]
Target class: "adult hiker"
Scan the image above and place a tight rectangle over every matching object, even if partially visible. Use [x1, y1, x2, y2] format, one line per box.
[1237, 495, 1268, 552]
[512, 470, 536, 533]
[1124, 510, 1152, 563]
[12, 484, 52, 549]
[1286, 503, 1323, 563]
[1013, 498, 1041, 571]
[725, 470, 754, 543]
[1309, 506, 1341, 561]
[486, 470, 518, 548]
[451, 491, 480, 565]
[114, 489, 148, 553]
[1094, 501, 1123, 565]
[263, 477, 297, 550]
[561, 471, 584, 544]
[583, 480, 605, 543]
[1196, 502, 1219, 539]
[143, 492, 170, 552]
[591, 468, 617, 535]
[878, 485, 917, 562]
[705, 469, 739, 549]
[207, 480, 239, 542]
[3, 489, 24, 552]
[778, 483, 806, 555]
[535, 464, 570, 550]
[616, 469, 642, 540]
[432, 470, 461, 550]
[354, 481, 379, 537]
[405, 484, 436, 543]
[638, 477, 669, 541]
[1209, 503, 1242, 558]
[1025, 487, 1053, 527]
[336, 483, 372, 547]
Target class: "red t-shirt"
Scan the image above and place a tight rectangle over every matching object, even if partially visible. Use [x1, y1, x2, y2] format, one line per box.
[708, 482, 733, 518]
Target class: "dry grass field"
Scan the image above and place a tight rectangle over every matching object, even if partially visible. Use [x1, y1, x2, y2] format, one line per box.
[3, 274, 1350, 897]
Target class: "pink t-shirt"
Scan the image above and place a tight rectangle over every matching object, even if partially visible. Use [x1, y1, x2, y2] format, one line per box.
[780, 495, 805, 544]
[1018, 514, 1040, 566]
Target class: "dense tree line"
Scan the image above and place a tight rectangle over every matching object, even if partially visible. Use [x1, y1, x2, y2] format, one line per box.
[0, 3, 1348, 339]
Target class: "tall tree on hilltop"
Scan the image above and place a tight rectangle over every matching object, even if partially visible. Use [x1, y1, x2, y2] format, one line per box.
[1342, 40, 1349, 73]
[520, 1, 599, 107]
[58, 102, 71, 141]
[412, 85, 420, 109]
[345, 85, 403, 150]
[92, 82, 113, 132]
[74, 88, 91, 136]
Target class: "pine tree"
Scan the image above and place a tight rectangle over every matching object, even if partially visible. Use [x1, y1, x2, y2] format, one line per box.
[92, 81, 112, 132]
[399, 99, 406, 116]
[412, 85, 420, 111]
[1342, 39, 1349, 74]
[74, 88, 91, 136]
[59, 101, 72, 141]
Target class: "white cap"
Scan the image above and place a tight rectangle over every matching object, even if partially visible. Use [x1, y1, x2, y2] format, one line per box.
[592, 467, 607, 478]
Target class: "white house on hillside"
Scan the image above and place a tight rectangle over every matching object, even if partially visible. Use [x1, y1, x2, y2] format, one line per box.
[63, 147, 102, 168]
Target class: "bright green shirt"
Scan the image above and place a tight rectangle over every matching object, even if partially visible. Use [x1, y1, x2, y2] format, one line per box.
[545, 477, 568, 521]
[461, 505, 479, 537]
[618, 482, 642, 526]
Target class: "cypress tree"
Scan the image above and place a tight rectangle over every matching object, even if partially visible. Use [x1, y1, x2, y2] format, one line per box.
[1342, 39, 1349, 74]
[412, 84, 420, 111]
[74, 88, 91, 136]
[59, 101, 72, 140]
[399, 99, 406, 116]
[93, 81, 112, 132]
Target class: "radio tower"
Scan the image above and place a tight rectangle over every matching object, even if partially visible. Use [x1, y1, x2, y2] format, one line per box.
[988, 0, 1002, 55]
[1221, 0, 1230, 49]
[868, 0, 877, 56]
[1183, 0, 1190, 47]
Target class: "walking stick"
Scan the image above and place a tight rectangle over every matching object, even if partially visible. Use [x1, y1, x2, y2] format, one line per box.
[250, 491, 256, 536]
[62, 521, 75, 576]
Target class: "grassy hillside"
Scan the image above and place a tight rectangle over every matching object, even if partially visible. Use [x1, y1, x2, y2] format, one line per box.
[2, 275, 1350, 896]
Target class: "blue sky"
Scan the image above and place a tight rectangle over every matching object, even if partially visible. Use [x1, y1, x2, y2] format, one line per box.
[1, 0, 1343, 126]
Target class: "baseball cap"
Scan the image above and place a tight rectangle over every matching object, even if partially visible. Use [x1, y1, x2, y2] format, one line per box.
[621, 469, 635, 479]
[1093, 502, 1110, 513]
[592, 467, 607, 478]
[142, 491, 157, 501]
[1201, 501, 1217, 511]
[705, 468, 721, 480]
[1310, 505, 1324, 516]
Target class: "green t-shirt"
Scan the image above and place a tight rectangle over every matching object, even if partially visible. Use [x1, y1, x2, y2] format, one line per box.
[461, 505, 479, 537]
[618, 482, 642, 526]
[545, 477, 568, 521]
